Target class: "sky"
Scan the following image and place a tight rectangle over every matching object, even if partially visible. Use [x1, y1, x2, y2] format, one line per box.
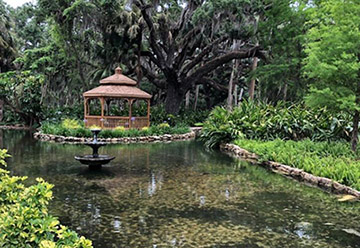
[4, 0, 35, 8]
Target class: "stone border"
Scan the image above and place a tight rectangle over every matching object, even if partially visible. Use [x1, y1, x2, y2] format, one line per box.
[220, 143, 360, 198]
[33, 131, 196, 144]
[0, 125, 32, 130]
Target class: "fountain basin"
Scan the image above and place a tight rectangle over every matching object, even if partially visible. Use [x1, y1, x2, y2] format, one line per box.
[74, 155, 115, 169]
[74, 129, 115, 169]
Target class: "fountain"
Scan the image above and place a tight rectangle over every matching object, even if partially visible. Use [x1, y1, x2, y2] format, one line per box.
[75, 129, 115, 169]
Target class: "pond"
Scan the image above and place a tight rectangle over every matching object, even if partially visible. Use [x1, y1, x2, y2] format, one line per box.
[2, 130, 360, 248]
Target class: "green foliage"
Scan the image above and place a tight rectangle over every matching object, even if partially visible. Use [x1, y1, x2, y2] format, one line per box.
[0, 0, 17, 72]
[0, 70, 44, 126]
[256, 0, 309, 102]
[303, 0, 360, 113]
[234, 139, 360, 190]
[61, 118, 81, 129]
[150, 105, 210, 127]
[40, 120, 191, 138]
[0, 151, 93, 247]
[201, 101, 352, 148]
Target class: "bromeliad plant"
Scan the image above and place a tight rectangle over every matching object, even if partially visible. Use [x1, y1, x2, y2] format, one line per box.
[201, 101, 352, 148]
[0, 150, 93, 248]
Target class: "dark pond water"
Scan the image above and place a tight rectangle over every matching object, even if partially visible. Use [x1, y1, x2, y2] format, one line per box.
[2, 130, 360, 248]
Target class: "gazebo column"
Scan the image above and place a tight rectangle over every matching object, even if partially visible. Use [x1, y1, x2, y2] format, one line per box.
[128, 98, 133, 129]
[147, 99, 150, 127]
[84, 97, 88, 116]
[105, 99, 111, 116]
[100, 97, 105, 129]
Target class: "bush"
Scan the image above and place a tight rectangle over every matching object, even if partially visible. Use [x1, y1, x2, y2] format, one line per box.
[61, 119, 81, 129]
[234, 139, 360, 191]
[40, 120, 191, 138]
[150, 105, 210, 126]
[201, 101, 352, 148]
[0, 150, 93, 248]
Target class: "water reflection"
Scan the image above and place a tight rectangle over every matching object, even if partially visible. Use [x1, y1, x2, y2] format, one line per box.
[2, 130, 360, 248]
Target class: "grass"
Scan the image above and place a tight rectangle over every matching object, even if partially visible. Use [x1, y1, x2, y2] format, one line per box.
[233, 138, 360, 191]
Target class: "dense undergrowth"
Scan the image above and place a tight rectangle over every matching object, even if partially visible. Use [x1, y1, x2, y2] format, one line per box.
[0, 150, 93, 247]
[200, 101, 352, 148]
[234, 139, 360, 191]
[40, 119, 190, 138]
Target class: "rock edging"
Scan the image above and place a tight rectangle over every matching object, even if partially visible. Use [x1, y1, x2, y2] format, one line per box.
[0, 125, 32, 130]
[34, 131, 196, 144]
[220, 143, 360, 198]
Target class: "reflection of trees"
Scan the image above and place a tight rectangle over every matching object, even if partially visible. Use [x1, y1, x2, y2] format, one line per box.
[54, 168, 353, 247]
[3, 131, 360, 247]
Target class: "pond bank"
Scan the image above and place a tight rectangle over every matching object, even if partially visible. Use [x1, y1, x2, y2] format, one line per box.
[34, 128, 200, 144]
[0, 125, 32, 130]
[220, 143, 360, 198]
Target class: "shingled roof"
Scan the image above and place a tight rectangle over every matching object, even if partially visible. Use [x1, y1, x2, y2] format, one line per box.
[83, 67, 152, 99]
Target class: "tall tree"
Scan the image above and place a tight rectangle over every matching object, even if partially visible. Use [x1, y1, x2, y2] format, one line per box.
[303, 0, 360, 151]
[132, 0, 265, 113]
[0, 0, 17, 72]
[256, 0, 308, 103]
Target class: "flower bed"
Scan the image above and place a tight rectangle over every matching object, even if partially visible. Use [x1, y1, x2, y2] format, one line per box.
[35, 119, 195, 143]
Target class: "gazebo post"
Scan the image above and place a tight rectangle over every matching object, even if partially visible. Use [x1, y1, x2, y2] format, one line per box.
[84, 97, 87, 116]
[100, 97, 105, 129]
[147, 99, 150, 127]
[105, 99, 111, 116]
[128, 98, 132, 129]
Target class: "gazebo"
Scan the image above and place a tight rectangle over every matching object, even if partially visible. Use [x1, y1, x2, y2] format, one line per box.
[83, 67, 152, 129]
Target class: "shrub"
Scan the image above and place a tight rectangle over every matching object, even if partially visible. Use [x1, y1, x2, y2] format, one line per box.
[0, 150, 93, 248]
[41, 120, 191, 139]
[201, 101, 352, 148]
[115, 126, 126, 131]
[88, 125, 101, 129]
[61, 119, 81, 129]
[150, 105, 210, 126]
[158, 123, 170, 129]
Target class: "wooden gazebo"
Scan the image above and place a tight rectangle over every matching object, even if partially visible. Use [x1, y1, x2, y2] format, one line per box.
[83, 67, 152, 129]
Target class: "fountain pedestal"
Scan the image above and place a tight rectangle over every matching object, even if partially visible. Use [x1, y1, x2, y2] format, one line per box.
[74, 129, 115, 169]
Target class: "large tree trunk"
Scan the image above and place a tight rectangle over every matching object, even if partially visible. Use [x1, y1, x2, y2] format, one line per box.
[227, 60, 237, 110]
[249, 57, 258, 100]
[185, 91, 190, 109]
[193, 85, 200, 111]
[283, 83, 288, 101]
[165, 83, 184, 114]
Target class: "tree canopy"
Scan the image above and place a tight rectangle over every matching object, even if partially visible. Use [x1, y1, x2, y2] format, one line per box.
[1, 0, 360, 148]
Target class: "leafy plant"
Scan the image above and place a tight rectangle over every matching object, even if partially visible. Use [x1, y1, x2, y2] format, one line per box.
[201, 101, 352, 148]
[0, 70, 44, 126]
[61, 118, 81, 129]
[0, 150, 93, 247]
[40, 120, 191, 138]
[234, 138, 360, 190]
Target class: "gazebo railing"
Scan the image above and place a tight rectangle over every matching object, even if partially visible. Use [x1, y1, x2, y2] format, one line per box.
[85, 116, 149, 129]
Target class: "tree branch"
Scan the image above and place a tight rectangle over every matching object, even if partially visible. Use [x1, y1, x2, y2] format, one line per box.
[141, 64, 166, 89]
[134, 0, 166, 69]
[180, 36, 227, 77]
[185, 46, 265, 88]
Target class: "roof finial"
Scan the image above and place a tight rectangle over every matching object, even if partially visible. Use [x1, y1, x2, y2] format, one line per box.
[115, 67, 122, 75]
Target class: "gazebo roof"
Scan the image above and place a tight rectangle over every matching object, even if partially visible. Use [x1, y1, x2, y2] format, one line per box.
[100, 67, 137, 85]
[83, 67, 152, 99]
